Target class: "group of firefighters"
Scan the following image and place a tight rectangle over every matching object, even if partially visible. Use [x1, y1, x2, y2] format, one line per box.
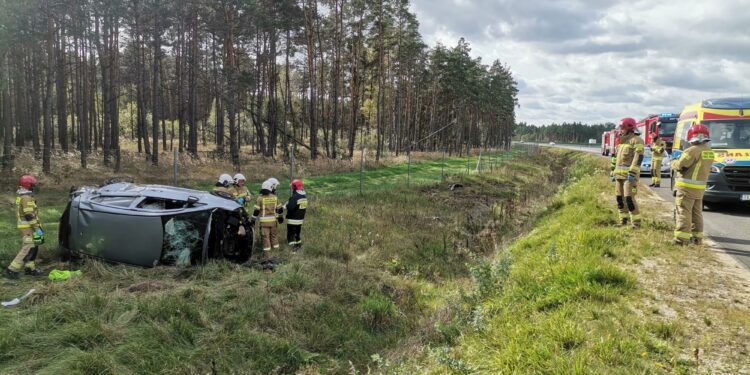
[213, 173, 308, 254]
[610, 118, 712, 246]
[4, 173, 308, 278]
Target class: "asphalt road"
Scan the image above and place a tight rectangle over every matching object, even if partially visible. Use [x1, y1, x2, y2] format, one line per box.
[540, 143, 750, 271]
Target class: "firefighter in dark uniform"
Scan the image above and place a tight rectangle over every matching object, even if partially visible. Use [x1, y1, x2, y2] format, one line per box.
[284, 179, 308, 251]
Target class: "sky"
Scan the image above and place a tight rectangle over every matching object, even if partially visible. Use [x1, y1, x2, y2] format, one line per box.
[409, 0, 750, 125]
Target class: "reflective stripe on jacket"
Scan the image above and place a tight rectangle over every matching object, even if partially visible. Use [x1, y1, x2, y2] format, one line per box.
[672, 143, 714, 199]
[652, 139, 666, 161]
[285, 190, 307, 225]
[614, 133, 644, 179]
[16, 191, 38, 229]
[254, 194, 281, 223]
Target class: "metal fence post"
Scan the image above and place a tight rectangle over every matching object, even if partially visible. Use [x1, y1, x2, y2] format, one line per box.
[290, 146, 296, 180]
[359, 134, 365, 196]
[172, 148, 178, 185]
[441, 147, 445, 182]
[407, 145, 412, 187]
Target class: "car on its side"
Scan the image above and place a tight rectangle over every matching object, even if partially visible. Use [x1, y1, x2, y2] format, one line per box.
[59, 182, 253, 267]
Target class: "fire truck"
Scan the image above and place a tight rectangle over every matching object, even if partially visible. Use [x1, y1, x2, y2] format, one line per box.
[601, 131, 611, 155]
[636, 113, 679, 153]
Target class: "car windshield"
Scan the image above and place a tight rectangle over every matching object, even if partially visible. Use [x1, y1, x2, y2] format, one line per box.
[659, 121, 677, 136]
[705, 120, 750, 149]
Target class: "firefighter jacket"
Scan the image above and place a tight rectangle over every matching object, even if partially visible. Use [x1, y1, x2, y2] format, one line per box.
[16, 188, 39, 230]
[232, 186, 251, 208]
[614, 133, 645, 180]
[672, 142, 714, 199]
[253, 191, 282, 225]
[213, 185, 232, 195]
[651, 139, 666, 161]
[285, 190, 308, 225]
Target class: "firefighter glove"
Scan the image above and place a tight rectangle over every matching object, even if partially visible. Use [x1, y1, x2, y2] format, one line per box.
[277, 217, 284, 224]
[24, 213, 35, 221]
[237, 197, 245, 205]
[627, 174, 636, 183]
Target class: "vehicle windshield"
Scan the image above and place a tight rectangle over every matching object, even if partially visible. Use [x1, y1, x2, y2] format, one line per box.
[659, 121, 677, 137]
[706, 120, 750, 149]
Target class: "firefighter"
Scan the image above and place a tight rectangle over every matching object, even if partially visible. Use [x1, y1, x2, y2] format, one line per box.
[284, 179, 308, 252]
[253, 178, 283, 254]
[213, 173, 234, 194]
[612, 118, 645, 228]
[650, 133, 667, 187]
[232, 173, 251, 209]
[671, 124, 714, 246]
[6, 175, 43, 278]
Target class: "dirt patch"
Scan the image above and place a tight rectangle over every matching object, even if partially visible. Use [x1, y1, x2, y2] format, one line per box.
[127, 280, 169, 293]
[625, 183, 750, 374]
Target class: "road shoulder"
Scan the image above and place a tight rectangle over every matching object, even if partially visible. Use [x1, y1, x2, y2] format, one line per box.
[630, 184, 750, 374]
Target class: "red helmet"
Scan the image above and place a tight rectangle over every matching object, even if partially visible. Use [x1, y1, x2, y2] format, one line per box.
[687, 123, 710, 143]
[19, 175, 37, 190]
[291, 179, 304, 191]
[619, 118, 637, 132]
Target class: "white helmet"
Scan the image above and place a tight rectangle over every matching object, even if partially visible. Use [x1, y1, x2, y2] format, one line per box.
[218, 174, 233, 187]
[233, 173, 246, 183]
[262, 178, 280, 191]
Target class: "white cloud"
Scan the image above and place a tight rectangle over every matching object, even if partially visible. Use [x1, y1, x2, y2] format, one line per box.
[411, 0, 750, 125]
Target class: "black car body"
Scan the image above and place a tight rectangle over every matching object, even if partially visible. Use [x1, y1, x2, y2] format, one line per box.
[59, 182, 253, 267]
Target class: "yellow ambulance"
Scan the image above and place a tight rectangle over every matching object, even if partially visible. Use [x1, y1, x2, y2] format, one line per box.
[672, 97, 750, 203]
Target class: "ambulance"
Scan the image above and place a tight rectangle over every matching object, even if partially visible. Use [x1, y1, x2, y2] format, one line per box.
[671, 97, 750, 203]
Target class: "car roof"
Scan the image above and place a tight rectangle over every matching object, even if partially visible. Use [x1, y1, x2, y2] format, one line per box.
[74, 183, 242, 215]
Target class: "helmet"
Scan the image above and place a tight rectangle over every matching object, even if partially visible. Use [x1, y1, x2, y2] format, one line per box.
[261, 178, 280, 191]
[619, 118, 637, 132]
[233, 173, 246, 184]
[268, 178, 280, 191]
[218, 173, 233, 187]
[19, 175, 37, 190]
[687, 123, 710, 144]
[291, 179, 304, 191]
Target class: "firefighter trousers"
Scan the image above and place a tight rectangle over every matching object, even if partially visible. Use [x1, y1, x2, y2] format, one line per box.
[674, 190, 703, 244]
[260, 223, 279, 251]
[651, 159, 662, 185]
[287, 224, 302, 246]
[615, 178, 640, 224]
[9, 232, 38, 272]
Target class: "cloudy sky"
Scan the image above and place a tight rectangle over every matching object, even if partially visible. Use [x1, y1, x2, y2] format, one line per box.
[410, 0, 750, 125]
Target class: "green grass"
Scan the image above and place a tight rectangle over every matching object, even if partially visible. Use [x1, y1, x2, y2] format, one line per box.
[390, 152, 694, 374]
[0, 148, 562, 374]
[191, 149, 525, 200]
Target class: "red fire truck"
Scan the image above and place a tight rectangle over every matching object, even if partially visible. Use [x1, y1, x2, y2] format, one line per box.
[601, 128, 621, 156]
[636, 113, 679, 152]
[601, 131, 610, 155]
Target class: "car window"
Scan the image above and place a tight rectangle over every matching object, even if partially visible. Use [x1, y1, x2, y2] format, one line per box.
[137, 197, 188, 210]
[90, 196, 137, 208]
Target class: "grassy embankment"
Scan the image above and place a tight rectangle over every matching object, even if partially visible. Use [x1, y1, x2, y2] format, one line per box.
[390, 151, 732, 374]
[0, 148, 564, 374]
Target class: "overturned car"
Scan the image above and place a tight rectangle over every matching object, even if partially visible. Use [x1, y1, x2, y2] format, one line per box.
[59, 182, 253, 267]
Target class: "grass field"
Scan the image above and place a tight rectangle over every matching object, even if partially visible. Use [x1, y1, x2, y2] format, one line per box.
[0, 147, 557, 374]
[386, 152, 712, 374]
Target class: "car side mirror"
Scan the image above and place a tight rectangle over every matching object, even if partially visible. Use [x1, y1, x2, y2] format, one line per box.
[187, 196, 199, 206]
